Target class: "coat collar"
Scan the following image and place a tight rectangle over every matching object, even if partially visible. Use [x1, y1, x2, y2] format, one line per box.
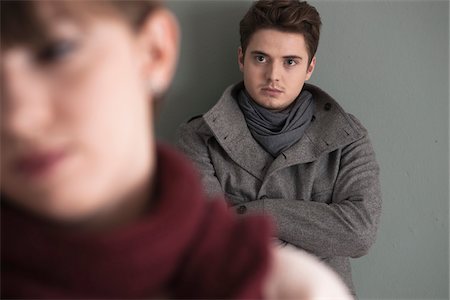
[204, 83, 273, 181]
[203, 82, 364, 180]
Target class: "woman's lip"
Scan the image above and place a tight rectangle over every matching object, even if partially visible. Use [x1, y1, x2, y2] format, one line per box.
[15, 150, 67, 177]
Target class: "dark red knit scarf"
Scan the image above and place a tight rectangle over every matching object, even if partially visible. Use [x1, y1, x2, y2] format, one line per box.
[1, 144, 272, 299]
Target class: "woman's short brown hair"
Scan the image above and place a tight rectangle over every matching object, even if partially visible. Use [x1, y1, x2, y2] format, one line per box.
[239, 0, 322, 64]
[1, 0, 161, 50]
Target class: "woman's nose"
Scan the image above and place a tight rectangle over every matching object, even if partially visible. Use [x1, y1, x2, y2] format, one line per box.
[1, 50, 53, 140]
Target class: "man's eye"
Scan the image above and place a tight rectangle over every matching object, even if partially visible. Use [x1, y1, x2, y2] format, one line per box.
[36, 40, 76, 63]
[286, 58, 297, 66]
[255, 55, 266, 63]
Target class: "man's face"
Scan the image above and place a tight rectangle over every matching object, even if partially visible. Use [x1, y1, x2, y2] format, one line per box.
[238, 29, 315, 110]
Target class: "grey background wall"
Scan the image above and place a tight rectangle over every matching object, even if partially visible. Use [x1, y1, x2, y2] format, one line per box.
[156, 1, 449, 299]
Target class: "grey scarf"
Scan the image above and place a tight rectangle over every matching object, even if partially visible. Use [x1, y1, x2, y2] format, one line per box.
[238, 88, 314, 157]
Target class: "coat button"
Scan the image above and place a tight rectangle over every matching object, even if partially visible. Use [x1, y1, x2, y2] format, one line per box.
[324, 103, 332, 111]
[237, 205, 247, 214]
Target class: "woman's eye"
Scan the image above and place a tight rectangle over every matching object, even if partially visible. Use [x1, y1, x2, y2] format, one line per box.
[36, 40, 77, 64]
[255, 55, 266, 63]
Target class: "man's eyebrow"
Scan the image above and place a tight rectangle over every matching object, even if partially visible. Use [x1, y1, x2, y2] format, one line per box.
[283, 55, 303, 60]
[250, 50, 270, 56]
[250, 50, 303, 60]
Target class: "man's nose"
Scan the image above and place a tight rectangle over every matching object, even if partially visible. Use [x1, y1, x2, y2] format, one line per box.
[266, 62, 281, 82]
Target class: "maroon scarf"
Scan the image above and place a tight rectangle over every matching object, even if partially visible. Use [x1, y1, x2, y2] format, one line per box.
[1, 144, 272, 299]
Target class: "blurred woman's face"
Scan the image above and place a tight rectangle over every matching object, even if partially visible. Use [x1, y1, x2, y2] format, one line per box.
[0, 4, 178, 226]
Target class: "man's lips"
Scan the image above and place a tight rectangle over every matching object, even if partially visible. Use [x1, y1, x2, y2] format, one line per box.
[261, 87, 283, 95]
[15, 149, 67, 177]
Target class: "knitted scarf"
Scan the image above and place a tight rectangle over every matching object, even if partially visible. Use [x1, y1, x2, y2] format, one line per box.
[238, 88, 314, 157]
[1, 144, 272, 299]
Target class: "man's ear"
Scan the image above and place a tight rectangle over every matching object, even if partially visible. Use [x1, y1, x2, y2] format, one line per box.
[137, 8, 179, 97]
[238, 47, 245, 72]
[305, 56, 316, 81]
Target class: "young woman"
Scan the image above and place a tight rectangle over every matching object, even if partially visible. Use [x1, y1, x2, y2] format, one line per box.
[1, 1, 350, 299]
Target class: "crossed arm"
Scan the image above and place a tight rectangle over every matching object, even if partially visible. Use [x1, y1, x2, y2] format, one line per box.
[177, 121, 382, 259]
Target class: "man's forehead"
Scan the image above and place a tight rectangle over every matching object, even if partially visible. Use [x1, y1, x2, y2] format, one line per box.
[246, 29, 308, 55]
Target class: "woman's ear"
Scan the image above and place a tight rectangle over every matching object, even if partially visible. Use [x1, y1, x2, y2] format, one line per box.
[137, 8, 179, 97]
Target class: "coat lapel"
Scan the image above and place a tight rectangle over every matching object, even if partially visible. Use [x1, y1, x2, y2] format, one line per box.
[265, 84, 364, 178]
[204, 84, 273, 181]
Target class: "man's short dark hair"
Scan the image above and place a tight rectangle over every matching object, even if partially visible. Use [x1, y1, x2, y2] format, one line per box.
[239, 0, 322, 64]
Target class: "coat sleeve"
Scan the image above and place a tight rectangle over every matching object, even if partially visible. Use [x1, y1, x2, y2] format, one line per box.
[176, 119, 224, 198]
[232, 133, 382, 259]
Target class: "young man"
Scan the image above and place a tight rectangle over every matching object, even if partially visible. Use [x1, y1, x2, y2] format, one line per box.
[178, 0, 382, 295]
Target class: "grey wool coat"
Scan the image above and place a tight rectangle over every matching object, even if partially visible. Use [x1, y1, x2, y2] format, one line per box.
[177, 82, 382, 292]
